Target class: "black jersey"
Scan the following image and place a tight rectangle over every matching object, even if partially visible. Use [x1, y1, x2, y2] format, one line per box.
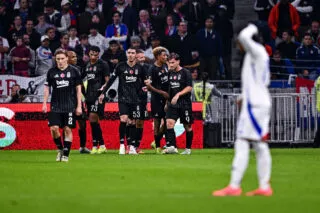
[105, 62, 145, 104]
[168, 68, 192, 108]
[45, 65, 82, 113]
[138, 63, 150, 104]
[148, 64, 169, 103]
[83, 59, 110, 102]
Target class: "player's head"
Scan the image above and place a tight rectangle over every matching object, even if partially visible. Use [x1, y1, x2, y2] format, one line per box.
[89, 45, 100, 63]
[153, 46, 167, 65]
[136, 49, 145, 64]
[67, 51, 77, 65]
[168, 52, 180, 70]
[55, 49, 69, 70]
[126, 47, 137, 63]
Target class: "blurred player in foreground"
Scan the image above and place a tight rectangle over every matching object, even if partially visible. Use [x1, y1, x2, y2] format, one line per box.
[213, 24, 273, 196]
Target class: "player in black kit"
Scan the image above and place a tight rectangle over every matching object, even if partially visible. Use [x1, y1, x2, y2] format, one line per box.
[42, 49, 82, 162]
[67, 50, 91, 154]
[83, 46, 110, 154]
[144, 47, 169, 153]
[163, 53, 193, 155]
[99, 47, 145, 155]
[134, 49, 150, 153]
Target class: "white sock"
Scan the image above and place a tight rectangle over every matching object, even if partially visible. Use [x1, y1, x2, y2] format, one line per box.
[254, 142, 272, 190]
[100, 145, 106, 149]
[229, 138, 250, 188]
[93, 146, 97, 149]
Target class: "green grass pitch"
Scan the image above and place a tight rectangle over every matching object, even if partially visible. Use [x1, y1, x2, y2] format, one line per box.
[0, 149, 319, 213]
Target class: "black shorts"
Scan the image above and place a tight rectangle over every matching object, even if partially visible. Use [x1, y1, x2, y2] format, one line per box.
[86, 101, 105, 118]
[119, 102, 141, 119]
[151, 100, 166, 119]
[48, 112, 76, 128]
[135, 103, 148, 120]
[75, 103, 88, 121]
[166, 105, 194, 124]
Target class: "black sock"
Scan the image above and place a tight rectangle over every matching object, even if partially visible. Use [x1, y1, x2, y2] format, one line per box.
[136, 128, 143, 148]
[54, 136, 63, 150]
[155, 133, 163, 148]
[63, 141, 72, 157]
[186, 130, 193, 149]
[129, 125, 136, 147]
[78, 129, 86, 148]
[119, 122, 126, 144]
[90, 122, 99, 147]
[166, 129, 176, 147]
[97, 124, 105, 146]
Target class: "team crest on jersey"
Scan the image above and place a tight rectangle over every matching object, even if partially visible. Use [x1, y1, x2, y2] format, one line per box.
[310, 50, 313, 54]
[178, 74, 181, 80]
[135, 69, 138, 75]
[93, 66, 97, 72]
[61, 73, 65, 78]
[67, 72, 70, 78]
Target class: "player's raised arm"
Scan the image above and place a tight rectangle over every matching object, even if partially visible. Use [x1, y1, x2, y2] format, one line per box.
[238, 24, 262, 58]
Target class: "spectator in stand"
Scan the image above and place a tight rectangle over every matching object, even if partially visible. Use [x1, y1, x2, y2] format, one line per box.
[68, 26, 79, 49]
[8, 37, 31, 76]
[163, 14, 177, 39]
[138, 10, 154, 37]
[277, 29, 299, 60]
[45, 27, 60, 54]
[58, 0, 77, 34]
[270, 50, 289, 79]
[58, 33, 72, 51]
[8, 15, 25, 48]
[105, 11, 128, 50]
[130, 35, 142, 49]
[268, 0, 300, 42]
[191, 67, 199, 80]
[167, 21, 198, 67]
[145, 34, 162, 61]
[0, 36, 9, 74]
[13, 0, 32, 25]
[308, 20, 320, 46]
[25, 19, 41, 50]
[0, 3, 11, 37]
[102, 40, 126, 71]
[182, 0, 205, 34]
[312, 0, 320, 21]
[75, 34, 91, 67]
[203, 0, 220, 21]
[196, 16, 222, 80]
[290, 0, 313, 28]
[296, 33, 320, 75]
[254, 0, 275, 22]
[89, 24, 109, 57]
[35, 13, 53, 36]
[35, 35, 53, 76]
[108, 0, 138, 36]
[216, 4, 233, 79]
[171, 0, 185, 25]
[22, 33, 35, 76]
[77, 0, 100, 35]
[148, 0, 168, 35]
[44, 1, 62, 31]
[91, 12, 106, 35]
[4, 84, 21, 103]
[139, 27, 151, 50]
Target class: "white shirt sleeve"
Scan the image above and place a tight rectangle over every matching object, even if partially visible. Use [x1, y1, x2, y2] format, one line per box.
[238, 24, 263, 59]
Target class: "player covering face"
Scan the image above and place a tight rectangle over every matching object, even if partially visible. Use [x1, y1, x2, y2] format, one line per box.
[162, 53, 193, 154]
[42, 49, 82, 162]
[213, 24, 273, 197]
[99, 48, 146, 154]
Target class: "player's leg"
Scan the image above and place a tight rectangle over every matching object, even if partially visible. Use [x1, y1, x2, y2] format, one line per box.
[135, 119, 144, 153]
[48, 112, 63, 162]
[212, 138, 249, 196]
[162, 118, 178, 154]
[61, 126, 73, 162]
[127, 118, 138, 155]
[77, 119, 90, 154]
[246, 142, 272, 196]
[181, 107, 194, 155]
[96, 103, 106, 154]
[89, 112, 100, 154]
[119, 103, 130, 154]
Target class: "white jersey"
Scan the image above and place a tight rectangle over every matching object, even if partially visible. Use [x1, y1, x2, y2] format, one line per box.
[238, 24, 271, 108]
[237, 24, 271, 141]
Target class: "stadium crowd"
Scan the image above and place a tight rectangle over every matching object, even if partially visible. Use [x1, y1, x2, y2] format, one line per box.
[0, 0, 319, 102]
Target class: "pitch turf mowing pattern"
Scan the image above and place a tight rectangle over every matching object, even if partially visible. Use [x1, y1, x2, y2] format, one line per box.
[0, 149, 319, 213]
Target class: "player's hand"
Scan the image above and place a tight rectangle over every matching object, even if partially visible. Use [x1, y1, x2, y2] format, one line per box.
[171, 93, 180, 105]
[42, 103, 47, 113]
[76, 106, 82, 116]
[162, 91, 169, 100]
[144, 79, 151, 86]
[164, 104, 168, 112]
[142, 86, 148, 92]
[98, 94, 105, 104]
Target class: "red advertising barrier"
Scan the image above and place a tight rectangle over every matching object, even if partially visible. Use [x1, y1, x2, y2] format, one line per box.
[0, 103, 203, 150]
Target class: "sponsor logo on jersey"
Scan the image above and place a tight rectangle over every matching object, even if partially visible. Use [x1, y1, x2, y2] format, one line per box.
[161, 75, 168, 83]
[87, 73, 95, 81]
[170, 81, 180, 88]
[125, 76, 137, 83]
[56, 80, 70, 88]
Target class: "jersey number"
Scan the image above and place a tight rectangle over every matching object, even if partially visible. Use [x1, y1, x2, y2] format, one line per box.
[91, 105, 98, 112]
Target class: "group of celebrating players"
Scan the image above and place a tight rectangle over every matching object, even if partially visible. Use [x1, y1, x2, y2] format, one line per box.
[42, 45, 194, 162]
